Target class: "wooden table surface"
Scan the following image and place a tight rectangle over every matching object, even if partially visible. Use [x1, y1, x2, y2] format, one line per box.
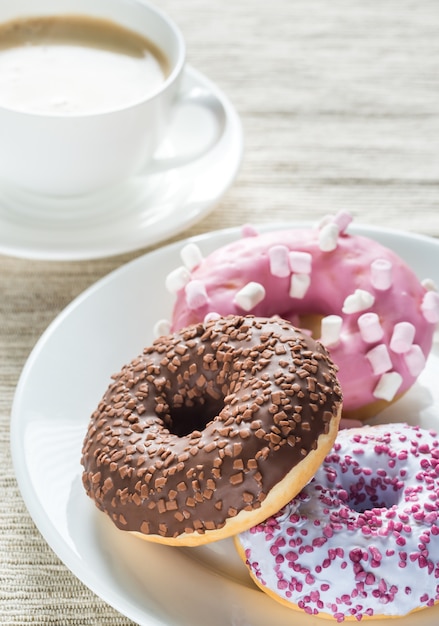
[1, 0, 438, 623]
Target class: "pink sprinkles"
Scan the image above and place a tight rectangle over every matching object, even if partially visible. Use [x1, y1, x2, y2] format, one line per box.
[238, 424, 439, 621]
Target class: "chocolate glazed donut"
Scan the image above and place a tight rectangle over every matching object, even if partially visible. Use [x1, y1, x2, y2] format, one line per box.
[81, 315, 342, 546]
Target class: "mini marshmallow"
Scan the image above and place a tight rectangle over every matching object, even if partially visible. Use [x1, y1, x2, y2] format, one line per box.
[358, 312, 384, 343]
[370, 258, 393, 291]
[233, 282, 266, 311]
[185, 280, 209, 310]
[289, 273, 311, 299]
[333, 210, 353, 234]
[289, 251, 312, 274]
[404, 345, 426, 377]
[422, 278, 438, 292]
[317, 214, 334, 229]
[241, 224, 259, 238]
[318, 210, 352, 234]
[165, 266, 191, 293]
[373, 371, 403, 401]
[421, 290, 439, 324]
[153, 319, 171, 338]
[320, 315, 343, 346]
[180, 243, 203, 271]
[318, 222, 339, 252]
[342, 289, 375, 314]
[366, 344, 393, 375]
[204, 312, 221, 324]
[269, 245, 290, 277]
[389, 321, 416, 354]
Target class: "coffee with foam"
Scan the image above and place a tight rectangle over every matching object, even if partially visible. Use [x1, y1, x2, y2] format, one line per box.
[0, 15, 170, 115]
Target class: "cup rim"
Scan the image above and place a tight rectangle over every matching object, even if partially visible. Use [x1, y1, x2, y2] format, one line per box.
[0, 0, 187, 119]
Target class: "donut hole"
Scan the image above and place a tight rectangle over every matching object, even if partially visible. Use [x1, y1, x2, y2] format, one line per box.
[162, 396, 224, 438]
[343, 474, 404, 513]
[297, 313, 324, 339]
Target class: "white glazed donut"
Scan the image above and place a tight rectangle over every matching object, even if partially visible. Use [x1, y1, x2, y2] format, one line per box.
[236, 423, 439, 621]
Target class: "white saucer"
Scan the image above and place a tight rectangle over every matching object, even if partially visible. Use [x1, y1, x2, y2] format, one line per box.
[0, 65, 243, 261]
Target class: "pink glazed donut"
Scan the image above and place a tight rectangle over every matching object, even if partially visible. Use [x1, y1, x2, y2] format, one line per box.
[235, 423, 439, 622]
[166, 212, 439, 419]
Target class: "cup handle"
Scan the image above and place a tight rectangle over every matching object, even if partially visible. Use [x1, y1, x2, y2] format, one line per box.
[146, 85, 227, 173]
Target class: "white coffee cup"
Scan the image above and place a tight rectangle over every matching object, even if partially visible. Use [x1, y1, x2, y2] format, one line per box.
[0, 0, 224, 197]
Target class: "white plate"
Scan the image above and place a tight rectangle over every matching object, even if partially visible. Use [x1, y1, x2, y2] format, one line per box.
[0, 65, 242, 261]
[11, 223, 439, 626]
